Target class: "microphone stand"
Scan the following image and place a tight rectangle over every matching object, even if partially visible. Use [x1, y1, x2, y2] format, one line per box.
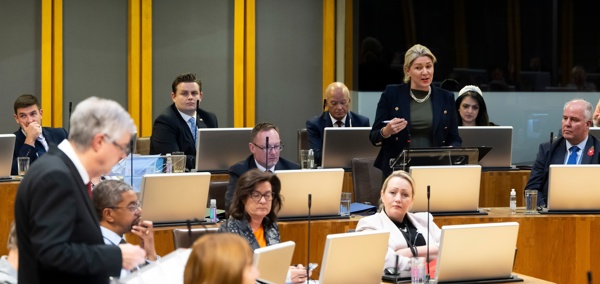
[425, 185, 431, 283]
[67, 102, 72, 133]
[307, 194, 312, 282]
[130, 138, 134, 187]
[265, 136, 269, 171]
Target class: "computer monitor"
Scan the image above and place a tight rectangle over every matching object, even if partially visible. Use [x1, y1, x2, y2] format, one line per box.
[459, 126, 513, 169]
[546, 165, 600, 213]
[253, 241, 296, 284]
[321, 127, 378, 169]
[0, 134, 16, 178]
[195, 128, 252, 173]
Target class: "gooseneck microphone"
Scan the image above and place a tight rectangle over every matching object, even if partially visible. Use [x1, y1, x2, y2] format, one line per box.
[265, 136, 269, 171]
[426, 185, 431, 283]
[404, 134, 411, 171]
[67, 102, 73, 133]
[588, 271, 592, 284]
[549, 131, 554, 145]
[307, 194, 312, 282]
[130, 137, 134, 187]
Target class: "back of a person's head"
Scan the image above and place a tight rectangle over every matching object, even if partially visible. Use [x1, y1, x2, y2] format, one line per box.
[184, 233, 253, 284]
[68, 97, 136, 151]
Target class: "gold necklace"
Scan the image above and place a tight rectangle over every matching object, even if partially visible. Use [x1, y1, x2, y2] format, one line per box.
[410, 88, 431, 103]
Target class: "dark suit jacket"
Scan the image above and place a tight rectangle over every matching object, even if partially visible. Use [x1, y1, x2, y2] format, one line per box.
[525, 135, 600, 206]
[369, 84, 462, 177]
[306, 111, 370, 165]
[11, 127, 68, 175]
[150, 103, 218, 170]
[224, 155, 300, 209]
[14, 146, 122, 284]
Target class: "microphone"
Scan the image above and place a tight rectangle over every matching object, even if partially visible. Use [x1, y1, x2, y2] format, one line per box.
[265, 136, 269, 171]
[322, 99, 327, 111]
[67, 101, 72, 133]
[549, 131, 554, 145]
[307, 194, 312, 282]
[130, 137, 134, 187]
[588, 271, 592, 284]
[404, 134, 411, 171]
[186, 219, 192, 246]
[426, 185, 431, 283]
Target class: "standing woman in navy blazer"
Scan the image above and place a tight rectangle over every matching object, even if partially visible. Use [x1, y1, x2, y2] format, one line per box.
[370, 44, 461, 178]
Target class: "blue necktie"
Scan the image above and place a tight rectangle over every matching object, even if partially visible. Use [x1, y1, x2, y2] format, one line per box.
[567, 146, 579, 164]
[189, 117, 197, 145]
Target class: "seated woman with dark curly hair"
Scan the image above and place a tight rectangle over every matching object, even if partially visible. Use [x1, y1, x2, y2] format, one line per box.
[219, 169, 310, 284]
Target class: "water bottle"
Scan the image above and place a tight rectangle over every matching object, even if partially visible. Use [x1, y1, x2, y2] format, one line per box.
[209, 199, 218, 222]
[165, 154, 172, 173]
[509, 188, 517, 214]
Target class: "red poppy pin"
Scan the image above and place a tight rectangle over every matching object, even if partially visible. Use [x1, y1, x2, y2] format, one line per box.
[588, 146, 595, 156]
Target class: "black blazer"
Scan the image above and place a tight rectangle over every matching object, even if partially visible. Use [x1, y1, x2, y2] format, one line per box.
[11, 127, 68, 175]
[149, 103, 218, 170]
[224, 155, 300, 209]
[305, 111, 371, 165]
[14, 146, 122, 284]
[369, 84, 462, 177]
[525, 135, 600, 206]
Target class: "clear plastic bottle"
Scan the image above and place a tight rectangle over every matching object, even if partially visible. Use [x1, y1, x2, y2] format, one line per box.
[509, 188, 517, 214]
[209, 199, 218, 222]
[165, 153, 172, 173]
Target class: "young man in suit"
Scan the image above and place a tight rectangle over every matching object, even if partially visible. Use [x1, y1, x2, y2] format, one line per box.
[11, 94, 68, 175]
[93, 180, 159, 279]
[525, 99, 600, 207]
[305, 82, 370, 166]
[150, 73, 218, 170]
[224, 122, 300, 209]
[14, 97, 146, 284]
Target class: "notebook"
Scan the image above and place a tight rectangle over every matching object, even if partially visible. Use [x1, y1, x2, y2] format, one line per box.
[321, 127, 378, 168]
[254, 241, 296, 284]
[409, 165, 485, 216]
[195, 128, 252, 173]
[139, 172, 211, 226]
[458, 126, 513, 169]
[318, 230, 390, 284]
[0, 134, 16, 179]
[546, 165, 600, 213]
[275, 168, 345, 220]
[435, 222, 521, 283]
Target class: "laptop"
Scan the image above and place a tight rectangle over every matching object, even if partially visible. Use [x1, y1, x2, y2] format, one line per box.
[435, 222, 522, 283]
[119, 248, 192, 284]
[0, 134, 16, 179]
[589, 127, 600, 140]
[459, 126, 513, 169]
[254, 241, 296, 284]
[318, 230, 390, 284]
[321, 127, 378, 169]
[139, 172, 211, 226]
[275, 168, 345, 221]
[545, 165, 600, 213]
[409, 165, 485, 216]
[195, 128, 252, 173]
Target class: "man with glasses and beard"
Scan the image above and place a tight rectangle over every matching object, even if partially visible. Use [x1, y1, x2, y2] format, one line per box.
[93, 180, 159, 279]
[224, 122, 300, 209]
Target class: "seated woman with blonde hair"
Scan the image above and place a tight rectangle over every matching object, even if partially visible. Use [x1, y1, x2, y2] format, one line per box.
[184, 233, 258, 284]
[356, 170, 441, 271]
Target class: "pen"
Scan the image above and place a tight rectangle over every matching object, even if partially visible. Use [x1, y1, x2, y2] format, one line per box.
[383, 120, 391, 124]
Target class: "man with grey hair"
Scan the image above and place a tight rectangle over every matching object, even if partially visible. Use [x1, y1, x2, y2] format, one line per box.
[93, 180, 158, 279]
[525, 99, 600, 207]
[0, 222, 17, 284]
[14, 97, 146, 284]
[306, 82, 370, 166]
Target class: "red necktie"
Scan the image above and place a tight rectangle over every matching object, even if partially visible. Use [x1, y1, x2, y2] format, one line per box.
[87, 182, 93, 198]
[335, 120, 344, 127]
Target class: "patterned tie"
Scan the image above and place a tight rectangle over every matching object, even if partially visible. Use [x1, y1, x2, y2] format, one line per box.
[567, 146, 579, 164]
[189, 117, 197, 145]
[86, 182, 93, 198]
[35, 137, 47, 156]
[335, 120, 344, 127]
[119, 238, 127, 244]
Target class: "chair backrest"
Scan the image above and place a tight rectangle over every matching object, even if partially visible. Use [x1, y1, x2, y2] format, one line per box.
[207, 181, 227, 210]
[136, 137, 151, 155]
[351, 157, 382, 206]
[172, 227, 219, 249]
[297, 128, 309, 163]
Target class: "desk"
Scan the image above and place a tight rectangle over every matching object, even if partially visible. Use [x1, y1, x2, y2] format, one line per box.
[0, 181, 19, 256]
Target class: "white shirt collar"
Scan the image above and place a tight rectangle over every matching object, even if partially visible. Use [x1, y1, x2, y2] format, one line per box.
[57, 140, 90, 184]
[178, 110, 196, 122]
[254, 159, 276, 172]
[329, 113, 347, 126]
[100, 226, 124, 246]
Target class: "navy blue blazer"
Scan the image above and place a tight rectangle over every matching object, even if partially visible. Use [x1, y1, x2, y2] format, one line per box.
[150, 103, 218, 170]
[11, 127, 68, 175]
[525, 135, 600, 206]
[369, 84, 462, 177]
[306, 111, 370, 165]
[224, 155, 300, 209]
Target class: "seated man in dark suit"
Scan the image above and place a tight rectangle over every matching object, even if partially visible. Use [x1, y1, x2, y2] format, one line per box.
[306, 82, 370, 166]
[224, 122, 300, 209]
[93, 180, 159, 279]
[150, 73, 218, 171]
[11, 94, 68, 175]
[525, 99, 600, 207]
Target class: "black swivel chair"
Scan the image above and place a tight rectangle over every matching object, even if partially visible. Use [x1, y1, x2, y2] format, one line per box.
[351, 157, 382, 206]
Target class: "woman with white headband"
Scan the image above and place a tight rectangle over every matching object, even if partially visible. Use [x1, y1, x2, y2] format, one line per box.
[455, 85, 495, 126]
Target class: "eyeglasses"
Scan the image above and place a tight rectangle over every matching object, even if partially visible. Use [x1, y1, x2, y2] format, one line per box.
[250, 191, 274, 202]
[251, 142, 284, 152]
[109, 201, 141, 213]
[104, 134, 131, 156]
